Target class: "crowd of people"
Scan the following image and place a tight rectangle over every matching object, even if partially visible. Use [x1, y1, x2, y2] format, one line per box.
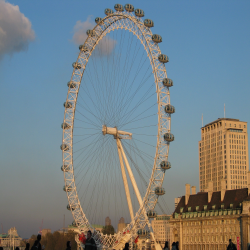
[0, 233, 246, 250]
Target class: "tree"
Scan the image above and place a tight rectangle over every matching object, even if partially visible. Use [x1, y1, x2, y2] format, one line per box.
[28, 235, 37, 248]
[102, 225, 115, 235]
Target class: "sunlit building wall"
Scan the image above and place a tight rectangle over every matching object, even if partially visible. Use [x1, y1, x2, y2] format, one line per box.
[199, 118, 249, 192]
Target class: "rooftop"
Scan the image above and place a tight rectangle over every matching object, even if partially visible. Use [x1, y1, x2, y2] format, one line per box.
[174, 188, 249, 214]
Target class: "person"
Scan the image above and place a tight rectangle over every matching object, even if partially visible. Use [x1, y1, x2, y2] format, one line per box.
[227, 239, 236, 250]
[25, 243, 30, 250]
[66, 241, 71, 250]
[176, 241, 179, 250]
[163, 241, 169, 250]
[15, 247, 20, 250]
[31, 240, 39, 250]
[123, 243, 129, 250]
[171, 242, 177, 250]
[85, 230, 97, 250]
[37, 234, 42, 250]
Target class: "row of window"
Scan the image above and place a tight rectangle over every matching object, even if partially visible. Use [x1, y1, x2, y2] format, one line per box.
[183, 234, 239, 243]
[184, 226, 237, 234]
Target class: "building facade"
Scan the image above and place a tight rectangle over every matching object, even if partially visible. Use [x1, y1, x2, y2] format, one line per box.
[199, 118, 248, 192]
[151, 214, 171, 247]
[0, 227, 22, 248]
[170, 182, 250, 250]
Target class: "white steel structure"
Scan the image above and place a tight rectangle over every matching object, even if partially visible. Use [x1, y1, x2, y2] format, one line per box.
[61, 4, 174, 249]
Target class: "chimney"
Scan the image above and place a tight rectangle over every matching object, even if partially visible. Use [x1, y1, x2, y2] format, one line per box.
[191, 186, 196, 195]
[207, 181, 213, 203]
[221, 179, 226, 201]
[185, 184, 190, 205]
[248, 171, 250, 195]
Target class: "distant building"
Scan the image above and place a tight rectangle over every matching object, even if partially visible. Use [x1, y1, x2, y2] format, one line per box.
[41, 229, 51, 236]
[151, 214, 171, 247]
[0, 227, 22, 248]
[170, 181, 250, 250]
[199, 118, 249, 192]
[105, 217, 111, 226]
[117, 217, 127, 233]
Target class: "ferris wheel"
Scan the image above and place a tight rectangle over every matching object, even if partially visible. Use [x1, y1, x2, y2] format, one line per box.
[61, 4, 174, 249]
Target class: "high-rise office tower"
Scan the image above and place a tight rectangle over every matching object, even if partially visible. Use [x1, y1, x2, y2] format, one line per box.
[199, 118, 249, 192]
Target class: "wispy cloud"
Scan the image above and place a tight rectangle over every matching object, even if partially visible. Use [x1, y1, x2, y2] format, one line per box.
[72, 16, 116, 56]
[0, 0, 35, 59]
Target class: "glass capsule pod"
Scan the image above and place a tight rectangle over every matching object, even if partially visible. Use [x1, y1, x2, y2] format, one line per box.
[114, 4, 124, 11]
[162, 78, 173, 87]
[86, 29, 95, 37]
[164, 133, 174, 142]
[124, 4, 134, 12]
[64, 102, 72, 108]
[72, 62, 81, 69]
[67, 204, 77, 211]
[95, 17, 103, 24]
[61, 122, 71, 130]
[165, 104, 175, 114]
[105, 8, 114, 16]
[60, 144, 69, 151]
[158, 54, 169, 63]
[152, 34, 162, 43]
[155, 187, 165, 196]
[160, 161, 171, 171]
[67, 81, 76, 88]
[79, 45, 88, 52]
[63, 185, 73, 192]
[135, 9, 144, 17]
[144, 19, 154, 28]
[147, 210, 157, 218]
[72, 221, 80, 227]
[61, 165, 70, 172]
[137, 229, 149, 237]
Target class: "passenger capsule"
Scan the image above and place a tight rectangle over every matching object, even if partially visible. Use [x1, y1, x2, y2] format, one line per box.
[64, 102, 72, 108]
[79, 45, 88, 52]
[162, 78, 173, 87]
[72, 221, 80, 226]
[61, 123, 71, 129]
[165, 104, 175, 114]
[105, 8, 114, 16]
[67, 81, 76, 88]
[158, 54, 169, 63]
[124, 4, 134, 12]
[63, 185, 73, 192]
[135, 9, 144, 17]
[164, 133, 174, 142]
[147, 210, 157, 218]
[160, 161, 171, 171]
[144, 19, 154, 28]
[86, 29, 95, 37]
[155, 187, 165, 196]
[72, 62, 81, 69]
[67, 204, 77, 211]
[114, 4, 124, 12]
[95, 17, 103, 24]
[61, 165, 70, 172]
[60, 144, 69, 151]
[152, 34, 162, 43]
[137, 229, 149, 236]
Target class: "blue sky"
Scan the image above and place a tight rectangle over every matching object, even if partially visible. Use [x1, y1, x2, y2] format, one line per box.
[0, 0, 250, 239]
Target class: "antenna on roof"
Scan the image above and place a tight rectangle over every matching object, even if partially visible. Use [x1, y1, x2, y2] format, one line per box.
[202, 113, 203, 127]
[224, 103, 226, 118]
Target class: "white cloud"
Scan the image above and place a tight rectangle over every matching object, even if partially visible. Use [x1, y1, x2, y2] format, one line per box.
[72, 16, 116, 56]
[0, 0, 35, 59]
